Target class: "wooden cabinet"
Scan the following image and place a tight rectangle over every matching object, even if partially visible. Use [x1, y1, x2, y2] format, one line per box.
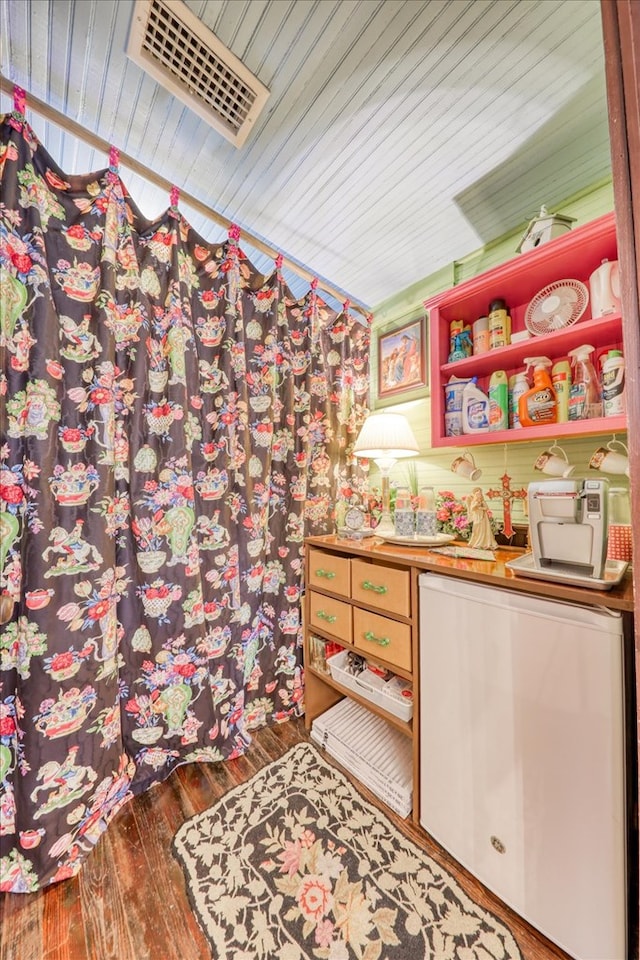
[303, 534, 634, 828]
[303, 541, 420, 820]
[426, 212, 627, 447]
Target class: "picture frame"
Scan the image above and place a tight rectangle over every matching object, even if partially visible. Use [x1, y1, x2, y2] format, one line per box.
[377, 315, 428, 400]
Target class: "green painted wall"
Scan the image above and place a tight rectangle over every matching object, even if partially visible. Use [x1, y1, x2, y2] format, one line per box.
[367, 178, 629, 523]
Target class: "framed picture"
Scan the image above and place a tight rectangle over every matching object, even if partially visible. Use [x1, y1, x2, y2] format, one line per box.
[377, 316, 428, 400]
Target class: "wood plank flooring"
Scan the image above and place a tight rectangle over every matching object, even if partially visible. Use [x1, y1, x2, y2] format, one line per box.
[0, 718, 573, 960]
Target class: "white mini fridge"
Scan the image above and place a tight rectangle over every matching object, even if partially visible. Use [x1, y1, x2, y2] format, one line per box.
[419, 574, 626, 960]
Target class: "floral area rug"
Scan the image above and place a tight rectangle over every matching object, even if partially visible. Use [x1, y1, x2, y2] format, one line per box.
[172, 743, 523, 960]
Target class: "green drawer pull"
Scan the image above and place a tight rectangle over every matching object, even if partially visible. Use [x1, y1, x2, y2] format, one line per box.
[316, 568, 336, 579]
[316, 610, 337, 623]
[364, 630, 390, 647]
[362, 580, 388, 595]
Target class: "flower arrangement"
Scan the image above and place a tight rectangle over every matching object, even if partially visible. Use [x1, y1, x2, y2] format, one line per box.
[436, 490, 501, 541]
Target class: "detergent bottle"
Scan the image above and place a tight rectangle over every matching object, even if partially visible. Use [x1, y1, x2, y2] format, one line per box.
[551, 359, 572, 423]
[518, 357, 557, 427]
[568, 344, 602, 420]
[462, 377, 490, 433]
[601, 349, 626, 416]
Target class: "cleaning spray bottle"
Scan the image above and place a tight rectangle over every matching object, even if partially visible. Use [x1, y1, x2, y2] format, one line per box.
[509, 371, 529, 429]
[488, 369, 508, 431]
[568, 344, 602, 420]
[518, 357, 557, 427]
[551, 358, 572, 423]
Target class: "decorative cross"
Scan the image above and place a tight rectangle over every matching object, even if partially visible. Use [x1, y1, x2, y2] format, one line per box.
[486, 473, 527, 539]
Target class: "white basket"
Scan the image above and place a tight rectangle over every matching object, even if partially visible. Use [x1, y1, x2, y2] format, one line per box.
[327, 649, 413, 721]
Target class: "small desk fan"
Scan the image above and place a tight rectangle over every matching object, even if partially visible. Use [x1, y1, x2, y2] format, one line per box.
[524, 279, 589, 335]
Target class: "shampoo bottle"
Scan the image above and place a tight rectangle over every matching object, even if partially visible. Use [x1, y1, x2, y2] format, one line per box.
[551, 359, 572, 423]
[488, 369, 509, 431]
[568, 344, 602, 420]
[518, 357, 557, 427]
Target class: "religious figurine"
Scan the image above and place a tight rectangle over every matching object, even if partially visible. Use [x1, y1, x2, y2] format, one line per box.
[467, 487, 497, 551]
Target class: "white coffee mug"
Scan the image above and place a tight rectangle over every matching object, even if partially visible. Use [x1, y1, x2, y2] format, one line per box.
[589, 439, 630, 477]
[534, 444, 575, 478]
[450, 451, 482, 481]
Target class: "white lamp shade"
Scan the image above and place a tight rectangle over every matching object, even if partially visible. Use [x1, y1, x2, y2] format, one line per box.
[352, 412, 420, 459]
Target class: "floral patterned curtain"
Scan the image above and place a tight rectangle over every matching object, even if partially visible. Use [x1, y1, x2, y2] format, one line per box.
[0, 111, 370, 891]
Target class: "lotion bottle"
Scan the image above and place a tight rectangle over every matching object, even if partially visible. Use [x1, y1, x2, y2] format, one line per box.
[518, 357, 557, 427]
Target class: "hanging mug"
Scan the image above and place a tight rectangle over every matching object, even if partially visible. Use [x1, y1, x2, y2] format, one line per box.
[589, 438, 630, 477]
[450, 451, 482, 481]
[534, 443, 575, 478]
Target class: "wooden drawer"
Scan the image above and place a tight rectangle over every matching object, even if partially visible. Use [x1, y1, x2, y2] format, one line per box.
[308, 590, 352, 645]
[351, 559, 410, 617]
[307, 548, 351, 598]
[353, 608, 411, 672]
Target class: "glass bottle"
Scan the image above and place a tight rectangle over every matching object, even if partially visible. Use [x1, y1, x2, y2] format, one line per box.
[416, 486, 437, 536]
[394, 487, 415, 537]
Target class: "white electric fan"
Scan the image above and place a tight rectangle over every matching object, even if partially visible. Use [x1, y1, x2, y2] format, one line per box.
[524, 279, 589, 335]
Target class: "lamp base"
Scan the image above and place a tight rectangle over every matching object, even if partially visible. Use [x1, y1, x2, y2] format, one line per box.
[374, 512, 395, 537]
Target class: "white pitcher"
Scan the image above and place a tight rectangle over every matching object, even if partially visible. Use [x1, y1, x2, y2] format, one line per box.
[589, 259, 621, 318]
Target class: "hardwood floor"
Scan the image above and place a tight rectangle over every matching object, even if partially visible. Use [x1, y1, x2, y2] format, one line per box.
[0, 717, 573, 960]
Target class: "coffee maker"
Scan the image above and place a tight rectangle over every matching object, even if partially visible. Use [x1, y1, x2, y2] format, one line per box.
[506, 478, 628, 589]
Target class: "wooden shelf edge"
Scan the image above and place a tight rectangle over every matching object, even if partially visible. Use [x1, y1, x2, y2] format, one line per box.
[304, 664, 414, 737]
[432, 415, 628, 447]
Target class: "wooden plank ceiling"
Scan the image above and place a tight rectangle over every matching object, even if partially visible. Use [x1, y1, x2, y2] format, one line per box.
[0, 0, 611, 310]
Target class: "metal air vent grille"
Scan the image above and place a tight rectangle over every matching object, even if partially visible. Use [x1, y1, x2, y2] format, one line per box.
[127, 0, 269, 147]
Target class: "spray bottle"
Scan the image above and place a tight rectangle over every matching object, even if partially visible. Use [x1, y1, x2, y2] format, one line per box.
[518, 357, 557, 427]
[488, 370, 509, 431]
[568, 344, 602, 420]
[509, 371, 529, 429]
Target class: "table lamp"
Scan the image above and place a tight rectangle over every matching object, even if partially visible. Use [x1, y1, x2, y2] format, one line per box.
[353, 412, 420, 536]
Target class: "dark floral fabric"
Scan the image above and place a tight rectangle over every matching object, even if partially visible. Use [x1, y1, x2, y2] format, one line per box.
[0, 113, 370, 891]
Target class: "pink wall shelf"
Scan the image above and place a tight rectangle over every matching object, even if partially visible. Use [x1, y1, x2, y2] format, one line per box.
[426, 212, 627, 448]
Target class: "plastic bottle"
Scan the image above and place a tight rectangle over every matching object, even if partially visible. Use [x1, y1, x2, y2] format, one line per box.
[509, 371, 529, 429]
[488, 299, 511, 349]
[449, 321, 472, 362]
[601, 349, 626, 416]
[518, 357, 557, 427]
[416, 486, 437, 536]
[473, 316, 489, 355]
[488, 370, 509, 431]
[568, 344, 602, 420]
[551, 359, 572, 423]
[462, 377, 490, 434]
[449, 329, 473, 362]
[394, 487, 415, 537]
[449, 320, 464, 352]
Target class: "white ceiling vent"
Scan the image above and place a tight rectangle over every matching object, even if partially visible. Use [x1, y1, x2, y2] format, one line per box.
[127, 0, 270, 147]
